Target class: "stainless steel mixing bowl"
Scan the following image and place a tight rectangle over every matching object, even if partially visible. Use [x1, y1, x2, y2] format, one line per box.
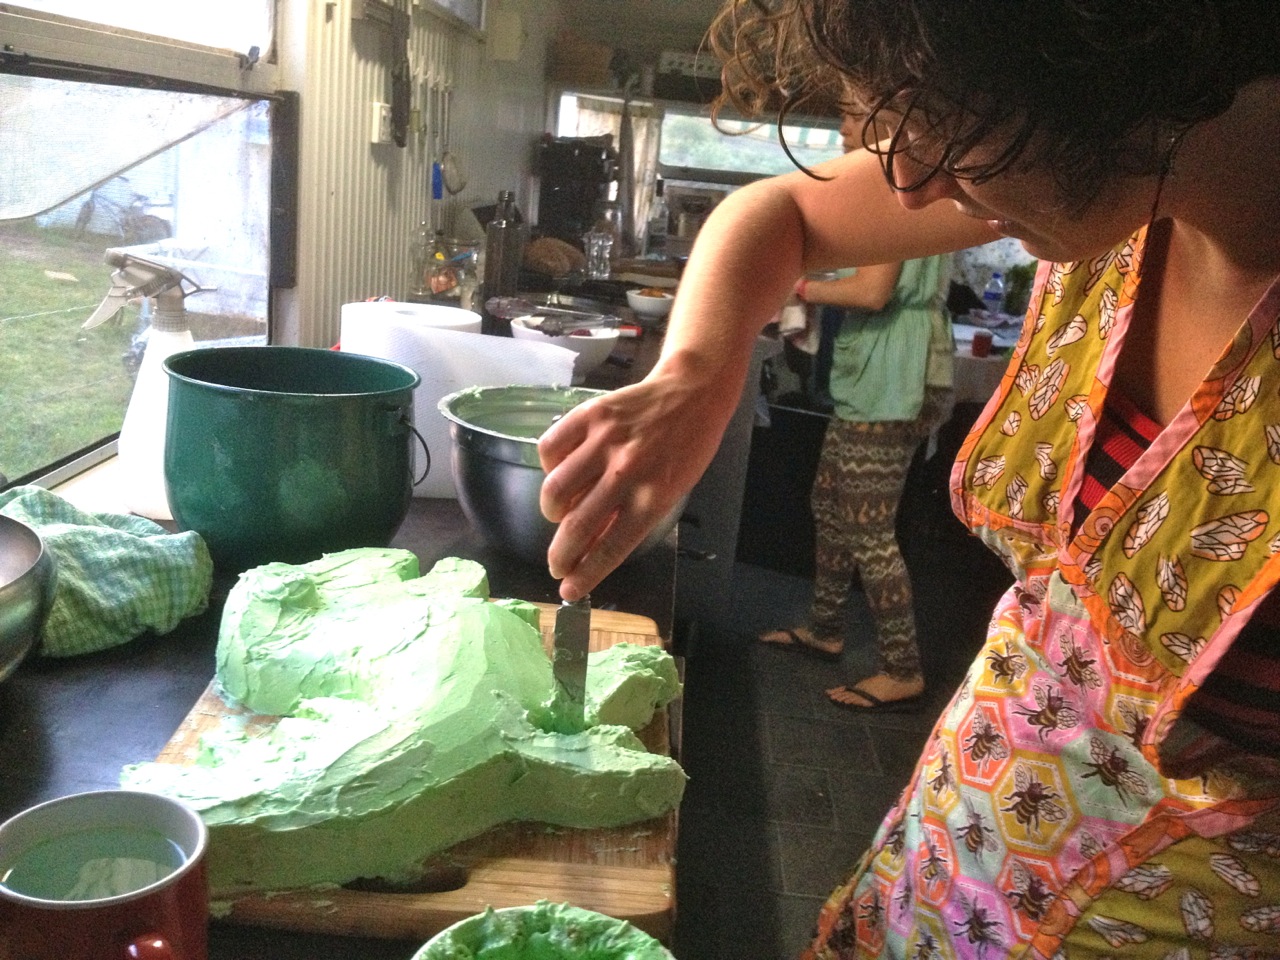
[438, 385, 685, 566]
[0, 515, 57, 681]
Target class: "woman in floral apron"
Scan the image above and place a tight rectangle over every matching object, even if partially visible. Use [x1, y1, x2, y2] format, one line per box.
[537, 2, 1280, 957]
[805, 224, 1280, 958]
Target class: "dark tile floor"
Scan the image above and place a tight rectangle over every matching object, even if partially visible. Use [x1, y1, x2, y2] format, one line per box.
[671, 487, 1013, 958]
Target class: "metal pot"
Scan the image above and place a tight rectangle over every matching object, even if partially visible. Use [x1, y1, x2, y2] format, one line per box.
[438, 385, 684, 566]
[163, 346, 425, 572]
[0, 515, 56, 681]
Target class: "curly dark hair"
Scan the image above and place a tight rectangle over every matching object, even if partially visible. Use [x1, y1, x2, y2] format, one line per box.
[709, 0, 1280, 207]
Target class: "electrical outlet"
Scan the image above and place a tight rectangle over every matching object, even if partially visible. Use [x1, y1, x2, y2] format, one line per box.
[370, 101, 393, 145]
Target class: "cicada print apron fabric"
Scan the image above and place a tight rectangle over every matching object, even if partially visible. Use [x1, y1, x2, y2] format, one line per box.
[803, 227, 1280, 960]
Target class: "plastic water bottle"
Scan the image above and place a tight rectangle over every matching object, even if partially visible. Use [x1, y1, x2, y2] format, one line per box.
[982, 271, 1005, 316]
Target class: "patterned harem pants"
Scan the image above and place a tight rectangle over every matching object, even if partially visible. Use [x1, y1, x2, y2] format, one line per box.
[808, 389, 950, 680]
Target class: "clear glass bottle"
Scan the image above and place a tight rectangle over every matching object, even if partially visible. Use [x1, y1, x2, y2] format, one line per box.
[427, 237, 480, 302]
[482, 190, 523, 333]
[593, 200, 623, 263]
[583, 229, 614, 280]
[483, 191, 522, 297]
[409, 222, 440, 297]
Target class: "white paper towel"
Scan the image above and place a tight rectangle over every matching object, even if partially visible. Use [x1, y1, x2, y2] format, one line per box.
[340, 300, 483, 338]
[339, 303, 576, 498]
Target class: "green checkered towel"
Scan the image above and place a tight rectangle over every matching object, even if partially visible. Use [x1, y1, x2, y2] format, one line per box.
[0, 486, 213, 657]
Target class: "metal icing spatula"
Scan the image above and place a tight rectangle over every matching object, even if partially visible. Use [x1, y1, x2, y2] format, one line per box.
[551, 594, 591, 729]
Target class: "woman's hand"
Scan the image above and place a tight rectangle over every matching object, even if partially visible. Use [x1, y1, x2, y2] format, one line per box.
[538, 367, 730, 600]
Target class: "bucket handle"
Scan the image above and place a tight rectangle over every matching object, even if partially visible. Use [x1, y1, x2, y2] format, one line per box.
[404, 416, 431, 485]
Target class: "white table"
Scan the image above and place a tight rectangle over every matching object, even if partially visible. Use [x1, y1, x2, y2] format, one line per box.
[950, 320, 1018, 406]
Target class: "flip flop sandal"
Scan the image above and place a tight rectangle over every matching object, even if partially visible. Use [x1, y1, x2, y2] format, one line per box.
[757, 628, 842, 662]
[827, 685, 924, 714]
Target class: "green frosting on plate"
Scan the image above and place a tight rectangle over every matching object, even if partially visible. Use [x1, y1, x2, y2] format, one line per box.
[121, 549, 684, 894]
[415, 903, 674, 960]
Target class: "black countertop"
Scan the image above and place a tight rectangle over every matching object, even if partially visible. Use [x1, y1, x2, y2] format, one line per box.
[0, 495, 675, 958]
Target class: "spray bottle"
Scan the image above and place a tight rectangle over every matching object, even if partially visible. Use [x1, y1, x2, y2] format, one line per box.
[84, 251, 203, 520]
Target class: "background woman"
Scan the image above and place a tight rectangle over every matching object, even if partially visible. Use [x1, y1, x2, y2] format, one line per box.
[761, 254, 952, 714]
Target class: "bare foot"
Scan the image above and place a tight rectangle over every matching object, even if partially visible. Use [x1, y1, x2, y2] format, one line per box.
[826, 673, 924, 711]
[758, 627, 843, 660]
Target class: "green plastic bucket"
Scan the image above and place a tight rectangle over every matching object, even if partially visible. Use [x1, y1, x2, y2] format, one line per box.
[163, 346, 424, 572]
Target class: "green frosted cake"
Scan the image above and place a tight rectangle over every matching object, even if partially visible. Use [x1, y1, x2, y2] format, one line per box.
[122, 549, 685, 894]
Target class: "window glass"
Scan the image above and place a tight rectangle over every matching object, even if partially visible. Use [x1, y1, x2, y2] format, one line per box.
[421, 0, 482, 31]
[13, 1, 272, 55]
[0, 73, 273, 486]
[659, 104, 843, 182]
[557, 97, 843, 185]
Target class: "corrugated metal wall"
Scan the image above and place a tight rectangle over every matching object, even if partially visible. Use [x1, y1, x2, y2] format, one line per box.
[276, 0, 558, 347]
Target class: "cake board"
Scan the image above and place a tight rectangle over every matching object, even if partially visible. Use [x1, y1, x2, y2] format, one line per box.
[153, 604, 679, 942]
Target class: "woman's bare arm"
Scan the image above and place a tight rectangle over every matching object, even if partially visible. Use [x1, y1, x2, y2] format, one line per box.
[538, 148, 994, 599]
[801, 262, 903, 311]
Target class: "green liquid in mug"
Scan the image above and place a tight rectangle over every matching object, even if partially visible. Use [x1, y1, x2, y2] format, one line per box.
[0, 826, 185, 901]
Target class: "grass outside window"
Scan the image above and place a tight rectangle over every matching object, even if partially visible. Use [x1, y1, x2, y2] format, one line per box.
[0, 220, 260, 484]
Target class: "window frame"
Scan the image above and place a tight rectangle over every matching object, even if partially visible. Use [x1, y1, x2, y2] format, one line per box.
[0, 5, 279, 95]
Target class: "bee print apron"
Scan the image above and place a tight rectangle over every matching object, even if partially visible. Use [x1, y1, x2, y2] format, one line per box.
[804, 227, 1280, 960]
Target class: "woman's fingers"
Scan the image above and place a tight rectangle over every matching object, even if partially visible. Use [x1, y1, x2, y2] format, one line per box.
[538, 399, 606, 524]
[543, 452, 623, 581]
[550, 478, 680, 600]
[537, 377, 723, 596]
[537, 397, 593, 478]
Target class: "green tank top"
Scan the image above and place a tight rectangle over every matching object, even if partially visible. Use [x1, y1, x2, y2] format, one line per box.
[828, 254, 947, 422]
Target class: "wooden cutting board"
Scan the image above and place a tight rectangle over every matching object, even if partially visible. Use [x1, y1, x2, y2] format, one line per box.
[154, 604, 678, 942]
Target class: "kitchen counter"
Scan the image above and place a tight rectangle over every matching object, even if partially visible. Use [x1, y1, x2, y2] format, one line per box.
[0, 495, 675, 958]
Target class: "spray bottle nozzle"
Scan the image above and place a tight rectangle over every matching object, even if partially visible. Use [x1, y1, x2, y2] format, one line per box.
[83, 250, 202, 330]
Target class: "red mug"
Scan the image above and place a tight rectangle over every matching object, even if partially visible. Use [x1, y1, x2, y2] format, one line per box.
[971, 328, 994, 357]
[0, 790, 209, 960]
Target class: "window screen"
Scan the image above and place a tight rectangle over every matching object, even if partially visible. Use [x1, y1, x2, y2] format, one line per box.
[0, 71, 275, 486]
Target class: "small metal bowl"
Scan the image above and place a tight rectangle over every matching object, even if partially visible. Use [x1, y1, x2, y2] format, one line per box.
[0, 515, 57, 681]
[438, 385, 684, 566]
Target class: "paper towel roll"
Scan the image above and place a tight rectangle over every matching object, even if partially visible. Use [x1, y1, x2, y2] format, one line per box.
[340, 300, 482, 344]
[339, 310, 576, 498]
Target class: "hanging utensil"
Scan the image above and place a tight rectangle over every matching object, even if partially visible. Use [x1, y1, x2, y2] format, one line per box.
[431, 80, 444, 196]
[409, 52, 425, 139]
[389, 1, 411, 148]
[425, 35, 444, 232]
[431, 113, 444, 205]
[441, 83, 468, 195]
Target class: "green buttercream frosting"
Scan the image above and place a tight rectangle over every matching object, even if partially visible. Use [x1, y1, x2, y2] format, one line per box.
[414, 903, 674, 959]
[121, 550, 684, 894]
